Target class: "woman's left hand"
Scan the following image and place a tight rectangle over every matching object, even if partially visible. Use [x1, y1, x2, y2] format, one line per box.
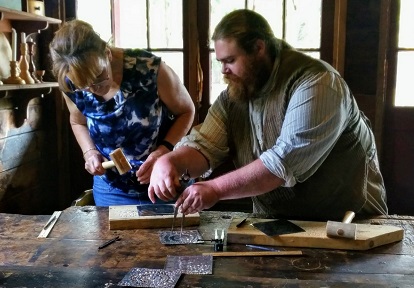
[136, 145, 171, 184]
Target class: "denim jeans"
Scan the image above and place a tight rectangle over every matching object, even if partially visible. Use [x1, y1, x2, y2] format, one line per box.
[92, 175, 155, 206]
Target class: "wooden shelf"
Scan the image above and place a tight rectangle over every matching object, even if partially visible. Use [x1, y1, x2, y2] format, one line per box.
[0, 82, 58, 91]
[0, 6, 61, 33]
[0, 7, 61, 93]
[0, 7, 61, 24]
[0, 82, 59, 99]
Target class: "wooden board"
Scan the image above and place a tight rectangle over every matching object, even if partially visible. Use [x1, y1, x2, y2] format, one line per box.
[227, 217, 404, 251]
[109, 204, 200, 230]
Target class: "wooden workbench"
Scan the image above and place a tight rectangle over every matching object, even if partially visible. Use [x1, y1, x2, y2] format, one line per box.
[0, 206, 413, 287]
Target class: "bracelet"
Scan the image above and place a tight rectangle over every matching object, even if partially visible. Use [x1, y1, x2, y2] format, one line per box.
[83, 147, 98, 158]
[158, 140, 174, 151]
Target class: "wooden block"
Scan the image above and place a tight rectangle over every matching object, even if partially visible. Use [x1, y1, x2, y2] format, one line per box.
[227, 218, 404, 251]
[109, 204, 200, 230]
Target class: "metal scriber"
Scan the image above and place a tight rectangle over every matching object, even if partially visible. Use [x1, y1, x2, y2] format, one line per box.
[171, 169, 191, 235]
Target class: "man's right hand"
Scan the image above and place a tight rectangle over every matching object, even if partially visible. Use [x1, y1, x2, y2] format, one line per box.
[148, 155, 181, 203]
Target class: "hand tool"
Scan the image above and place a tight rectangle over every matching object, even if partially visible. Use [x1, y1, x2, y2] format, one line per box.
[101, 148, 144, 175]
[246, 244, 279, 251]
[211, 228, 225, 251]
[202, 250, 303, 257]
[98, 235, 120, 249]
[38, 211, 62, 238]
[326, 211, 357, 239]
[171, 169, 191, 236]
[43, 215, 56, 230]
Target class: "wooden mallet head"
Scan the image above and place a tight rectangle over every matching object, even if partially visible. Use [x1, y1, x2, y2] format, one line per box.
[101, 148, 132, 175]
[326, 211, 357, 239]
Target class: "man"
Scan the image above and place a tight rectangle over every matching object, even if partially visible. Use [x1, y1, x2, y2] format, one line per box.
[145, 9, 388, 220]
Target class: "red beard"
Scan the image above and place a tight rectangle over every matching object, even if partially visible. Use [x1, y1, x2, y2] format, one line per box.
[224, 75, 250, 103]
[223, 56, 270, 103]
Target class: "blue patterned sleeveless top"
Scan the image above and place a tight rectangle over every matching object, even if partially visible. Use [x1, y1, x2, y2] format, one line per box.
[65, 49, 172, 190]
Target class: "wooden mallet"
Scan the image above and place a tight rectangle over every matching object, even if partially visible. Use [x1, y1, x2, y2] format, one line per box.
[326, 211, 357, 239]
[102, 148, 132, 175]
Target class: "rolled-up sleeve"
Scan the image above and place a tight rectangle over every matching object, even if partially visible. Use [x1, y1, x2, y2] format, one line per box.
[260, 71, 351, 187]
[176, 92, 230, 177]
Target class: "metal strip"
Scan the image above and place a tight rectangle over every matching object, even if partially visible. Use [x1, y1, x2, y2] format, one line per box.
[37, 211, 62, 238]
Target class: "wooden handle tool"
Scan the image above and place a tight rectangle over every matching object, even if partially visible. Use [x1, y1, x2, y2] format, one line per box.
[203, 250, 303, 257]
[326, 211, 357, 239]
[101, 148, 132, 175]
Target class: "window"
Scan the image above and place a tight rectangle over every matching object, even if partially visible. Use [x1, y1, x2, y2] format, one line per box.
[76, 0, 112, 43]
[394, 0, 414, 107]
[112, 0, 184, 82]
[209, 0, 322, 103]
[76, 0, 325, 121]
[77, 0, 184, 82]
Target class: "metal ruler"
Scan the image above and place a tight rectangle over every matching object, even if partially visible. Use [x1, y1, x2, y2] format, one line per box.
[37, 211, 62, 238]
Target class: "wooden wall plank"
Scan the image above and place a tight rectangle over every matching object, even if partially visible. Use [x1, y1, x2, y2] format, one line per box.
[0, 130, 44, 171]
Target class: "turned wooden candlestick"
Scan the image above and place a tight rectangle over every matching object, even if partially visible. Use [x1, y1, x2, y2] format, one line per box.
[19, 43, 35, 84]
[26, 41, 40, 83]
[3, 61, 25, 84]
[36, 70, 45, 83]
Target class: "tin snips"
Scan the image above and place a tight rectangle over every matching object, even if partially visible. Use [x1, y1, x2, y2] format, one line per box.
[171, 169, 191, 235]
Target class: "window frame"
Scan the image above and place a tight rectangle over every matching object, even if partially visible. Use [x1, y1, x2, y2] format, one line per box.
[83, 0, 339, 125]
[389, 0, 414, 107]
[195, 0, 338, 123]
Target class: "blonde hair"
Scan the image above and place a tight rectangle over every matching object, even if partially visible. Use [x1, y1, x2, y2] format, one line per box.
[49, 20, 108, 92]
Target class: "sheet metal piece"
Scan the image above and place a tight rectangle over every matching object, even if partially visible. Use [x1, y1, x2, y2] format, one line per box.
[137, 204, 175, 216]
[118, 267, 181, 288]
[165, 255, 213, 275]
[252, 219, 305, 236]
[159, 230, 203, 245]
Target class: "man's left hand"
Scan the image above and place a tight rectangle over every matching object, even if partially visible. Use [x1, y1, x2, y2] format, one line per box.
[176, 181, 220, 215]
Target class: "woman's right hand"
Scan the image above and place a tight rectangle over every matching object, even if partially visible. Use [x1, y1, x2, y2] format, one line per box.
[84, 150, 106, 175]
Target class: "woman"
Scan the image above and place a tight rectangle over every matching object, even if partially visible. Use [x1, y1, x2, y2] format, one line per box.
[49, 20, 195, 206]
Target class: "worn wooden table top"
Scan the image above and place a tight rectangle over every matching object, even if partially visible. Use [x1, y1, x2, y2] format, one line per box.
[0, 206, 413, 287]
